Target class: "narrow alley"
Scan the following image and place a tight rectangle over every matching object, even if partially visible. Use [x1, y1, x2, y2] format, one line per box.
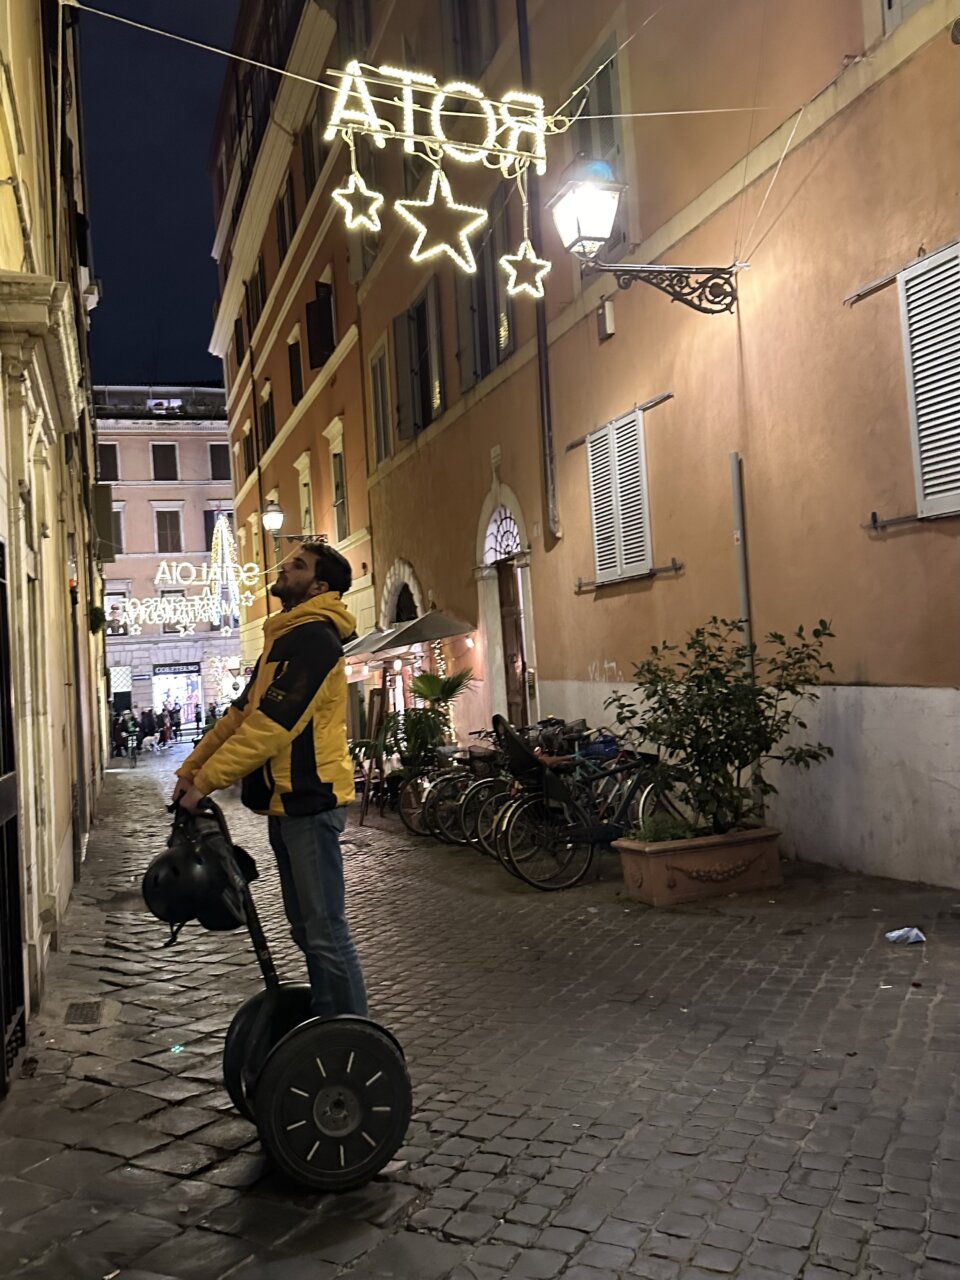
[1, 749, 959, 1279]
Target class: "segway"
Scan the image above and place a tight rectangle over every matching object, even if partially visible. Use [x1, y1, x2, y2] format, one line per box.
[142, 800, 412, 1192]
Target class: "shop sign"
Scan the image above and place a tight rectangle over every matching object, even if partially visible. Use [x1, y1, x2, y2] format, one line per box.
[153, 663, 201, 676]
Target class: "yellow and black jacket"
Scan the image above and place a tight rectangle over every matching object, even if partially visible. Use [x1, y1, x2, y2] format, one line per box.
[179, 593, 356, 817]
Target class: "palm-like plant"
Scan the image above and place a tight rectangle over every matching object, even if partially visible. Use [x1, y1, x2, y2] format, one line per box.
[380, 668, 474, 771]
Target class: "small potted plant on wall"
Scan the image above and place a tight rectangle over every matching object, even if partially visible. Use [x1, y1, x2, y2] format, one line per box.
[607, 617, 834, 907]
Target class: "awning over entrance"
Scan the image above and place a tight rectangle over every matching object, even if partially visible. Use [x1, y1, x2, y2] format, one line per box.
[342, 626, 398, 659]
[368, 610, 474, 654]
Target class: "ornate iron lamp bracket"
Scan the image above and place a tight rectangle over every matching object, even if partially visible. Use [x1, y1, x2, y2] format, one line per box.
[593, 260, 742, 315]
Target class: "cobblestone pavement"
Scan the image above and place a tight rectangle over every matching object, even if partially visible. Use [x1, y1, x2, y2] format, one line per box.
[2, 748, 960, 1280]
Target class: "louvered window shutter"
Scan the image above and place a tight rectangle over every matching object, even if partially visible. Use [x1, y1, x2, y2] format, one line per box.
[612, 409, 653, 576]
[587, 425, 618, 582]
[426, 276, 444, 420]
[456, 271, 478, 394]
[898, 245, 960, 518]
[392, 311, 416, 440]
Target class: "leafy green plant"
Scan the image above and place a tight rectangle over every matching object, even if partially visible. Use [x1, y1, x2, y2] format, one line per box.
[89, 605, 106, 635]
[630, 810, 696, 844]
[606, 618, 834, 836]
[379, 668, 474, 771]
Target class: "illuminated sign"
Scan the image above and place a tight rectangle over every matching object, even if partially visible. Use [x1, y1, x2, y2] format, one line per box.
[115, 515, 256, 637]
[325, 61, 559, 288]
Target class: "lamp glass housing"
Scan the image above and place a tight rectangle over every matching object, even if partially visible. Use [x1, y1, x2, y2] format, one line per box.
[548, 159, 624, 260]
[262, 501, 284, 533]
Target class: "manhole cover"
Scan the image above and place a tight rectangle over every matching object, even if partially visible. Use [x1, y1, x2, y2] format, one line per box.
[64, 1001, 103, 1026]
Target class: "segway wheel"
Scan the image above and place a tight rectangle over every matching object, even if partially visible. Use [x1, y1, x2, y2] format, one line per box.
[223, 984, 313, 1121]
[253, 1017, 412, 1192]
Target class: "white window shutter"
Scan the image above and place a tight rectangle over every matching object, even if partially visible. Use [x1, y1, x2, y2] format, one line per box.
[586, 425, 618, 582]
[612, 409, 653, 576]
[898, 244, 960, 518]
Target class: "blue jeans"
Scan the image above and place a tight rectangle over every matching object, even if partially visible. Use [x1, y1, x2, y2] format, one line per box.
[267, 808, 368, 1018]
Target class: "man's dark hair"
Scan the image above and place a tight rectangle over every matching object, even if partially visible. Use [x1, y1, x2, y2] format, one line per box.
[302, 541, 352, 596]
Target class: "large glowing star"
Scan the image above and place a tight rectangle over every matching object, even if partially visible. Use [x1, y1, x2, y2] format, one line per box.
[332, 172, 385, 233]
[395, 170, 488, 273]
[500, 238, 552, 299]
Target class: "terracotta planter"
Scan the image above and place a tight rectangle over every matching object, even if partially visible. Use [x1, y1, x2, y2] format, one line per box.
[613, 826, 782, 907]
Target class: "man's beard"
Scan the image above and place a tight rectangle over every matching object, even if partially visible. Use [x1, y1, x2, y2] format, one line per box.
[270, 580, 311, 609]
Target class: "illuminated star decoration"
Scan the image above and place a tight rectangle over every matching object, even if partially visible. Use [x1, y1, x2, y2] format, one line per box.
[395, 169, 488, 273]
[332, 171, 385, 234]
[500, 237, 552, 300]
[240, 591, 255, 609]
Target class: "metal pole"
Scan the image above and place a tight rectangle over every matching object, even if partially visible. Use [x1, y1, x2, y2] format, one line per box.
[515, 0, 560, 541]
[730, 450, 765, 817]
[729, 451, 755, 676]
[248, 338, 272, 618]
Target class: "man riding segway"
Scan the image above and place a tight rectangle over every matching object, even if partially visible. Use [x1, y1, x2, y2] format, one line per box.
[172, 541, 367, 1020]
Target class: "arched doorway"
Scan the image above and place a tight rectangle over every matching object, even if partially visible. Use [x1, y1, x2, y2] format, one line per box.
[379, 559, 425, 629]
[476, 491, 538, 727]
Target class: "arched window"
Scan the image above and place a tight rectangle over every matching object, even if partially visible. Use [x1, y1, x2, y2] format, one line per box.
[393, 582, 418, 623]
[483, 505, 522, 566]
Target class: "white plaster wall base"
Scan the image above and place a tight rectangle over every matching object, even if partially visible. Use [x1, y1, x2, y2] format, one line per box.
[538, 680, 960, 891]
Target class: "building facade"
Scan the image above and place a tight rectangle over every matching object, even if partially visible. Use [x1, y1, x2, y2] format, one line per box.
[209, 0, 377, 672]
[96, 386, 244, 723]
[0, 0, 106, 1087]
[211, 0, 959, 889]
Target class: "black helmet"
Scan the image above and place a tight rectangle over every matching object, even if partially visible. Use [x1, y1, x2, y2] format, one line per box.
[142, 801, 258, 939]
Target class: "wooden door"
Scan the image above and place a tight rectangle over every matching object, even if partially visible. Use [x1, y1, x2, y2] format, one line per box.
[496, 560, 527, 727]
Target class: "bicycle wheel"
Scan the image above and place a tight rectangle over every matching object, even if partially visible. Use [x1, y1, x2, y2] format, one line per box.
[502, 795, 596, 890]
[636, 781, 698, 831]
[433, 773, 473, 845]
[475, 787, 515, 859]
[398, 774, 430, 835]
[493, 795, 527, 876]
[458, 778, 506, 845]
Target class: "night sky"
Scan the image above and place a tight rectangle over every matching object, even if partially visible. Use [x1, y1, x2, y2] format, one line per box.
[80, 1, 241, 386]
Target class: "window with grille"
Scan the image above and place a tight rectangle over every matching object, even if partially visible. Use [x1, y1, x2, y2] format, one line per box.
[245, 256, 267, 335]
[456, 187, 514, 393]
[302, 99, 327, 192]
[448, 0, 497, 78]
[393, 279, 443, 439]
[161, 589, 183, 634]
[260, 390, 276, 451]
[336, 0, 371, 61]
[210, 443, 231, 481]
[332, 450, 348, 543]
[152, 443, 178, 481]
[585, 408, 653, 583]
[111, 509, 124, 555]
[306, 281, 337, 369]
[288, 339, 304, 405]
[898, 243, 960, 519]
[155, 509, 183, 554]
[98, 442, 119, 481]
[277, 177, 296, 261]
[572, 45, 626, 255]
[371, 347, 391, 465]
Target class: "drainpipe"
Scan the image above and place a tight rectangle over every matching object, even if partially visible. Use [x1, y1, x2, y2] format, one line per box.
[0, 176, 38, 274]
[247, 338, 272, 618]
[515, 0, 560, 543]
[730, 450, 764, 818]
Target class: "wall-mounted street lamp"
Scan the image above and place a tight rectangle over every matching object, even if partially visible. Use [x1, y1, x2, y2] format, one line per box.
[548, 159, 742, 315]
[261, 500, 284, 533]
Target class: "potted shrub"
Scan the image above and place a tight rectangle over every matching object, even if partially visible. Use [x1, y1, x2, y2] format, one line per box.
[607, 618, 834, 907]
[379, 669, 474, 774]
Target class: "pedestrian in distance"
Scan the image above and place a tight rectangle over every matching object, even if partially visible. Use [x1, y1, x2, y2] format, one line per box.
[171, 701, 182, 742]
[172, 542, 368, 1019]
